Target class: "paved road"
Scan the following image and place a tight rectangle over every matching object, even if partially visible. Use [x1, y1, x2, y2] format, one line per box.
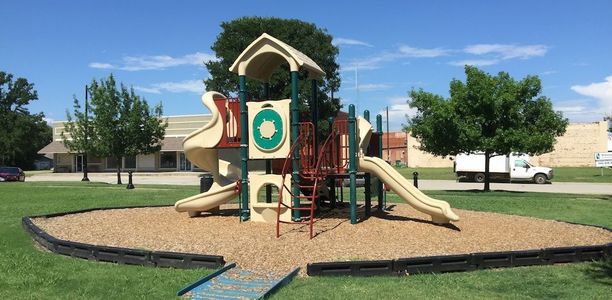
[27, 172, 612, 195]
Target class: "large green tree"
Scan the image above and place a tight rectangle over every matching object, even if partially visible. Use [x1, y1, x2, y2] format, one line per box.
[63, 75, 167, 184]
[205, 17, 342, 135]
[0, 71, 52, 169]
[408, 66, 568, 191]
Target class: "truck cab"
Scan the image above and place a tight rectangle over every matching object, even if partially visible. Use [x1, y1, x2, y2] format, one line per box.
[510, 158, 553, 184]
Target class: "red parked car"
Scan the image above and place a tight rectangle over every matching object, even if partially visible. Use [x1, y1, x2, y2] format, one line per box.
[0, 167, 25, 182]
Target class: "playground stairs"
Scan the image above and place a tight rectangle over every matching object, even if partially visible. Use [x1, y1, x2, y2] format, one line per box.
[275, 119, 352, 239]
[276, 123, 323, 239]
[177, 263, 299, 299]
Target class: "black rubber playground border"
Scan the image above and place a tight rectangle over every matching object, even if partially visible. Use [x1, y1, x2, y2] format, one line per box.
[307, 220, 612, 276]
[22, 205, 225, 269]
[23, 205, 611, 276]
[307, 244, 612, 276]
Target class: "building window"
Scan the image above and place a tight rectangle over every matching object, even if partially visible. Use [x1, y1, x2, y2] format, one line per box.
[160, 152, 177, 169]
[107, 157, 119, 169]
[124, 155, 136, 169]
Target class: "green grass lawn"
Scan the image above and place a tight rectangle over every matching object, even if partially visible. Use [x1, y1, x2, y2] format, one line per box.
[0, 181, 610, 299]
[386, 191, 612, 228]
[395, 166, 612, 183]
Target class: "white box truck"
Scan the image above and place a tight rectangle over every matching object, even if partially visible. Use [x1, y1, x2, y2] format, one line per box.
[454, 153, 553, 184]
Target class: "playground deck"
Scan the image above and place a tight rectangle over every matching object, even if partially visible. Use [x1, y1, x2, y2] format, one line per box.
[33, 203, 612, 275]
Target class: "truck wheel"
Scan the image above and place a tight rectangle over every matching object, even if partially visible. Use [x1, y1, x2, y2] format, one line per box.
[534, 174, 547, 184]
[474, 173, 485, 183]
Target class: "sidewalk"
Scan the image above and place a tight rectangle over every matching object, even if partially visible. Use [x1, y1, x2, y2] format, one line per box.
[418, 180, 612, 195]
[27, 172, 612, 194]
[27, 172, 203, 186]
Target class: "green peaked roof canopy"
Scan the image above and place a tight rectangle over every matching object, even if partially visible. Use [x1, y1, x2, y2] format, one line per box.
[229, 33, 325, 82]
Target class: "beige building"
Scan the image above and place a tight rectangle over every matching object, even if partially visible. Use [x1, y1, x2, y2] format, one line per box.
[531, 121, 610, 167]
[38, 114, 212, 172]
[405, 121, 611, 168]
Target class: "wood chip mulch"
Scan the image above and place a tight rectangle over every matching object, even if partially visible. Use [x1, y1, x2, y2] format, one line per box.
[33, 204, 612, 275]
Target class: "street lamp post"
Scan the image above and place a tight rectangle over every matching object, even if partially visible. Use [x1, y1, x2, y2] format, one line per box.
[81, 85, 89, 182]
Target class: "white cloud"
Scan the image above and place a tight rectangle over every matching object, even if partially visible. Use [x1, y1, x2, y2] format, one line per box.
[342, 45, 449, 72]
[378, 101, 417, 130]
[89, 52, 217, 71]
[399, 45, 450, 58]
[556, 105, 586, 113]
[333, 38, 373, 47]
[342, 53, 396, 71]
[464, 44, 548, 60]
[571, 76, 612, 115]
[448, 59, 500, 67]
[133, 86, 162, 94]
[540, 70, 557, 75]
[553, 95, 610, 122]
[89, 62, 115, 69]
[387, 96, 410, 105]
[135, 79, 205, 94]
[344, 43, 547, 71]
[347, 83, 392, 92]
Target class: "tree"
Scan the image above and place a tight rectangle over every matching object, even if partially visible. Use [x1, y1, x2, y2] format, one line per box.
[62, 96, 92, 173]
[408, 66, 568, 191]
[0, 71, 52, 169]
[205, 17, 342, 137]
[63, 75, 167, 184]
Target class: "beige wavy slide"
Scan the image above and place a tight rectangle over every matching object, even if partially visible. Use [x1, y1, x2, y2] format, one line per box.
[358, 155, 460, 224]
[174, 91, 241, 216]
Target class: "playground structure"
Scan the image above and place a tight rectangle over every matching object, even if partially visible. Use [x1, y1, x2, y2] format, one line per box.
[174, 33, 459, 238]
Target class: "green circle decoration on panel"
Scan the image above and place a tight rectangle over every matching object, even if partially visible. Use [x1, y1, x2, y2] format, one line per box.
[252, 108, 284, 151]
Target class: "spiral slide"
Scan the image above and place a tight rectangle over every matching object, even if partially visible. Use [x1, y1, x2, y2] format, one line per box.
[174, 92, 240, 215]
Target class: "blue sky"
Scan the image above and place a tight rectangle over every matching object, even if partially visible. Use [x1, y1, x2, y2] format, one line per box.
[2, 1, 611, 130]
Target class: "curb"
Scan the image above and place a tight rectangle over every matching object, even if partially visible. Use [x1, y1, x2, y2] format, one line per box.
[307, 244, 611, 276]
[22, 205, 225, 269]
[308, 221, 612, 276]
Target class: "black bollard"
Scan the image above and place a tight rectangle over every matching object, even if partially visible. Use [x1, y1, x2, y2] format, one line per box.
[126, 171, 135, 189]
[412, 171, 419, 188]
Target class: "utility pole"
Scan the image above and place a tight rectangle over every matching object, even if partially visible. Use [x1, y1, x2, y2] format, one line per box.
[81, 85, 89, 182]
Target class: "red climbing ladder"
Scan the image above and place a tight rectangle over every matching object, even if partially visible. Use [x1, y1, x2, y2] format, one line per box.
[275, 121, 350, 239]
[276, 123, 319, 239]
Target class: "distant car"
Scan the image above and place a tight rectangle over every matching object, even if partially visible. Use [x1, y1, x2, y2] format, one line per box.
[0, 167, 25, 182]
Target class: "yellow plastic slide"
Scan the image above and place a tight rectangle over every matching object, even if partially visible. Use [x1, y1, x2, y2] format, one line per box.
[174, 91, 240, 216]
[359, 155, 459, 224]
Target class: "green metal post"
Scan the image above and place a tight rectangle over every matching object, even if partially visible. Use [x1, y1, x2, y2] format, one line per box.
[376, 114, 384, 211]
[363, 109, 371, 216]
[239, 75, 250, 221]
[348, 104, 357, 224]
[311, 79, 318, 156]
[290, 71, 301, 221]
[263, 82, 272, 203]
[327, 116, 335, 208]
